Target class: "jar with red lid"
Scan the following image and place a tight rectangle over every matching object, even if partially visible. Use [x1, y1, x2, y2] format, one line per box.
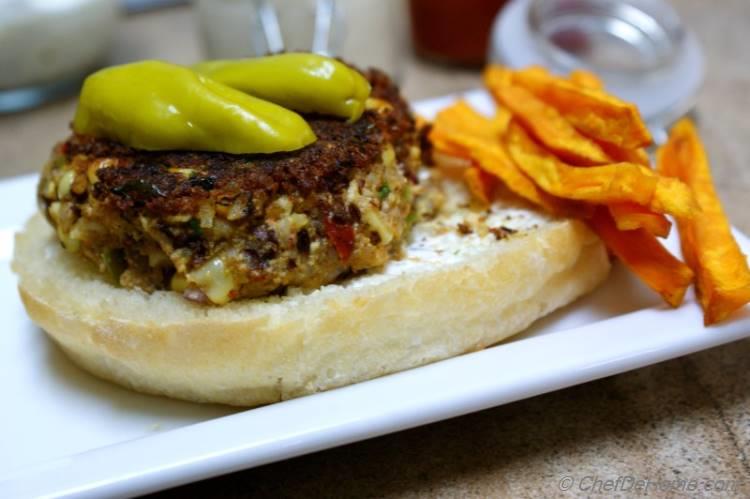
[409, 0, 509, 66]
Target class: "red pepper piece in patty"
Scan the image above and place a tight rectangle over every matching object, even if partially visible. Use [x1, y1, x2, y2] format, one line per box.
[324, 216, 355, 262]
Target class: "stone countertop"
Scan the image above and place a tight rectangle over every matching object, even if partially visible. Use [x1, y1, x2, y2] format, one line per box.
[1, 1, 748, 497]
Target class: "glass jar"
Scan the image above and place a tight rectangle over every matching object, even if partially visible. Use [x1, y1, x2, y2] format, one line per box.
[0, 0, 120, 113]
[409, 0, 509, 66]
[194, 0, 406, 81]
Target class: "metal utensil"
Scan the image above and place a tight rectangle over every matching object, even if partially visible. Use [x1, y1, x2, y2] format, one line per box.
[252, 0, 285, 54]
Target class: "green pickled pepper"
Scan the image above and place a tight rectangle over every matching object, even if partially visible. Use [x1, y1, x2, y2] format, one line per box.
[193, 53, 371, 122]
[73, 60, 317, 154]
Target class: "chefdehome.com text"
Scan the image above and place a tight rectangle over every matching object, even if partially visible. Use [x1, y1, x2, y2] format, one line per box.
[557, 474, 743, 494]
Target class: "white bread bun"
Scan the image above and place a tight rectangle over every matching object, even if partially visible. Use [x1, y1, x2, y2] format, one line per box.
[12, 178, 610, 406]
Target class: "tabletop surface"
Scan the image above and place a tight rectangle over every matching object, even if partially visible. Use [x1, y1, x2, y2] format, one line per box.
[1, 1, 748, 497]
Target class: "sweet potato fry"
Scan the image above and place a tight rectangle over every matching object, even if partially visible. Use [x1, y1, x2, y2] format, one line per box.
[470, 140, 565, 214]
[430, 105, 489, 162]
[464, 166, 495, 205]
[434, 129, 559, 212]
[658, 118, 750, 324]
[588, 208, 693, 307]
[432, 100, 505, 142]
[494, 107, 512, 136]
[609, 203, 671, 238]
[429, 134, 471, 160]
[649, 174, 698, 217]
[430, 101, 492, 160]
[569, 69, 604, 90]
[597, 140, 651, 167]
[492, 85, 612, 166]
[510, 66, 652, 149]
[484, 65, 543, 139]
[430, 103, 565, 214]
[505, 123, 695, 218]
[470, 141, 592, 218]
[432, 151, 473, 170]
[483, 65, 513, 91]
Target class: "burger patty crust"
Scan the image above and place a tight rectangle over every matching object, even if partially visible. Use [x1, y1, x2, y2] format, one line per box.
[38, 69, 420, 304]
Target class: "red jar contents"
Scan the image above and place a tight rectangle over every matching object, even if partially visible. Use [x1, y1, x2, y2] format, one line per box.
[409, 0, 509, 66]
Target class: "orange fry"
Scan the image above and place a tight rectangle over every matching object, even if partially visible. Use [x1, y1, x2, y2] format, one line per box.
[609, 203, 672, 238]
[482, 68, 514, 137]
[430, 102, 496, 161]
[433, 100, 505, 142]
[569, 69, 604, 90]
[483, 65, 513, 90]
[505, 123, 695, 218]
[658, 118, 750, 325]
[491, 84, 613, 166]
[588, 209, 694, 307]
[464, 166, 495, 205]
[469, 140, 565, 214]
[430, 103, 565, 214]
[597, 141, 651, 167]
[433, 128, 557, 212]
[430, 134, 472, 160]
[510, 66, 652, 149]
[494, 107, 512, 136]
[432, 151, 473, 170]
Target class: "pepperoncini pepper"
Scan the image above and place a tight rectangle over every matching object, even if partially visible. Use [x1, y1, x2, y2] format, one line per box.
[73, 60, 317, 154]
[192, 53, 371, 122]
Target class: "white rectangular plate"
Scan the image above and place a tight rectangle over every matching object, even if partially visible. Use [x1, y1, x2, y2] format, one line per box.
[2, 92, 749, 499]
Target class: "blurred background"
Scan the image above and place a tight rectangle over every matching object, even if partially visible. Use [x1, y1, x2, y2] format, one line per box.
[0, 0, 748, 231]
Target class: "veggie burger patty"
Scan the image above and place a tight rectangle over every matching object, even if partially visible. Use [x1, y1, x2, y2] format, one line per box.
[38, 69, 420, 304]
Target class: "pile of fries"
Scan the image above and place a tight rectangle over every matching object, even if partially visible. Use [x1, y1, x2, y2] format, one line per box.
[428, 65, 750, 325]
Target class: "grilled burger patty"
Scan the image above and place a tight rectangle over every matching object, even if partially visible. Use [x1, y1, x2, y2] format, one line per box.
[38, 70, 420, 304]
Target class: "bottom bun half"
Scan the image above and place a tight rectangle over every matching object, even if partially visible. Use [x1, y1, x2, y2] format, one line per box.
[13, 196, 610, 406]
